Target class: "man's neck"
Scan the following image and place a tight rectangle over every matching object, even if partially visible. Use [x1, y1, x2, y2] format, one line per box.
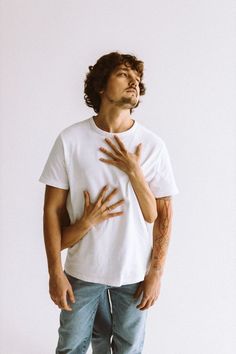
[94, 109, 134, 133]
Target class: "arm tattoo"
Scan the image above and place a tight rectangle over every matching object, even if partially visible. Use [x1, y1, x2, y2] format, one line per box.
[150, 197, 173, 273]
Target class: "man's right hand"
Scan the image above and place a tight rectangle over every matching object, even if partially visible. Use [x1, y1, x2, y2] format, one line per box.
[49, 272, 75, 311]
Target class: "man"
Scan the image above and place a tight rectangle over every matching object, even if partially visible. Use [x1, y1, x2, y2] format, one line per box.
[39, 51, 179, 354]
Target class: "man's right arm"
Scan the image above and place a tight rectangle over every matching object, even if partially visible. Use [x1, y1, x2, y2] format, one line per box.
[43, 184, 124, 310]
[43, 185, 75, 311]
[43, 185, 68, 275]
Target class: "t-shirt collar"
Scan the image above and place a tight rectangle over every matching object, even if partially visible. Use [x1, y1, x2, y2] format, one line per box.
[89, 115, 137, 137]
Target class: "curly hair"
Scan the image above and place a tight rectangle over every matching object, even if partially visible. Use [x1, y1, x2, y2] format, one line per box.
[84, 51, 146, 114]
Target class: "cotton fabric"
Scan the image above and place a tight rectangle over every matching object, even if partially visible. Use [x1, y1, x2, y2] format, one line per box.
[39, 116, 179, 286]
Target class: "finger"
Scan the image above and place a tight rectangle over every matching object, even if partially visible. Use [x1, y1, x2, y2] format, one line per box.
[59, 294, 72, 312]
[135, 143, 142, 158]
[67, 287, 76, 304]
[102, 187, 119, 204]
[102, 193, 123, 211]
[96, 185, 109, 205]
[106, 211, 124, 218]
[51, 296, 58, 304]
[139, 299, 153, 310]
[113, 135, 127, 152]
[136, 295, 149, 310]
[99, 147, 118, 160]
[133, 284, 143, 299]
[99, 158, 117, 166]
[58, 302, 72, 311]
[104, 138, 121, 154]
[108, 199, 125, 210]
[150, 299, 156, 307]
[84, 191, 90, 207]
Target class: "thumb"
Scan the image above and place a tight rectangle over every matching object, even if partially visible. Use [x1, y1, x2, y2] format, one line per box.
[84, 190, 90, 207]
[135, 143, 142, 158]
[67, 287, 76, 304]
[133, 283, 143, 299]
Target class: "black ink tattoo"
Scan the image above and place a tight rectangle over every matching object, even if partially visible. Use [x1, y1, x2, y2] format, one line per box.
[150, 197, 173, 273]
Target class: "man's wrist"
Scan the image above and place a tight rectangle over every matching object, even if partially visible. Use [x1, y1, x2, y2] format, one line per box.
[48, 266, 64, 277]
[148, 266, 164, 277]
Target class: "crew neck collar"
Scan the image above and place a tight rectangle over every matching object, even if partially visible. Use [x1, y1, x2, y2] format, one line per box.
[89, 115, 137, 137]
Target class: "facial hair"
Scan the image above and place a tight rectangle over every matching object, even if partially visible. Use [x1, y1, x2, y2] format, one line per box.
[105, 93, 138, 109]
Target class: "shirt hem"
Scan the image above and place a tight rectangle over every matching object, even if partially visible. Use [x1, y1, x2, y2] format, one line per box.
[64, 265, 146, 287]
[154, 188, 180, 198]
[38, 177, 69, 190]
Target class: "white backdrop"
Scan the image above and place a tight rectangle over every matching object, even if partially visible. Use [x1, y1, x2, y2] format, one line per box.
[0, 1, 235, 353]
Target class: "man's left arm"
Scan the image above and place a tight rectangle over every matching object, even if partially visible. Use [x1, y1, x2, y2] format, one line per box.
[134, 196, 173, 310]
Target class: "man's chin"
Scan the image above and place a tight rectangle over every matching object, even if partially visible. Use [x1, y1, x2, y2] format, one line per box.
[119, 97, 138, 109]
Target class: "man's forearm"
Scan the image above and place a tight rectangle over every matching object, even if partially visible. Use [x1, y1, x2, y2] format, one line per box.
[128, 167, 157, 223]
[43, 209, 64, 276]
[148, 197, 173, 276]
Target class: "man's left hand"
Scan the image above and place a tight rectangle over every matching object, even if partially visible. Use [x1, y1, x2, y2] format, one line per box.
[133, 271, 162, 310]
[99, 135, 142, 175]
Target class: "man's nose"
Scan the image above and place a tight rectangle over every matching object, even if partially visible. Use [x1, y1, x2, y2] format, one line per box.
[128, 78, 138, 88]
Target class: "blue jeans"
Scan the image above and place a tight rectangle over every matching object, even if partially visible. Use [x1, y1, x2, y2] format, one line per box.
[91, 288, 113, 353]
[56, 271, 148, 354]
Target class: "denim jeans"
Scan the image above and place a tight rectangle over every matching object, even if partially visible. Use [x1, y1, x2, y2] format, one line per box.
[55, 271, 148, 354]
[91, 287, 113, 354]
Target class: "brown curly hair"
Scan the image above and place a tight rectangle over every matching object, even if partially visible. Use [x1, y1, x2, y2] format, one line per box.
[84, 51, 146, 114]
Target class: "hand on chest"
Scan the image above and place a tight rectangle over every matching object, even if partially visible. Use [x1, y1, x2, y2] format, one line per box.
[71, 134, 157, 192]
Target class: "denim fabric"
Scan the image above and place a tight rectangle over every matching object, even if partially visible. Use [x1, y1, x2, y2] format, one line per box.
[55, 271, 148, 354]
[91, 289, 113, 354]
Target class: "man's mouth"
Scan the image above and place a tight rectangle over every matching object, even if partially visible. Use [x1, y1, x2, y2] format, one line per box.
[126, 89, 137, 94]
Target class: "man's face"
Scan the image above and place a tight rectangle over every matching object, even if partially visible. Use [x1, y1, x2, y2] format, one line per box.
[101, 64, 141, 110]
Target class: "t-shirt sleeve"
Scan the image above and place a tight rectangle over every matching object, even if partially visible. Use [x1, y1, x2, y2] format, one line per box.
[149, 142, 179, 198]
[38, 134, 69, 190]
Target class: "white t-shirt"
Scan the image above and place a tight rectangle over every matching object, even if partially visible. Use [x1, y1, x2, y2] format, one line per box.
[39, 116, 179, 286]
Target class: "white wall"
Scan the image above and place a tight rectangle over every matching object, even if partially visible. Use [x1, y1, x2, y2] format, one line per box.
[1, 1, 235, 353]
